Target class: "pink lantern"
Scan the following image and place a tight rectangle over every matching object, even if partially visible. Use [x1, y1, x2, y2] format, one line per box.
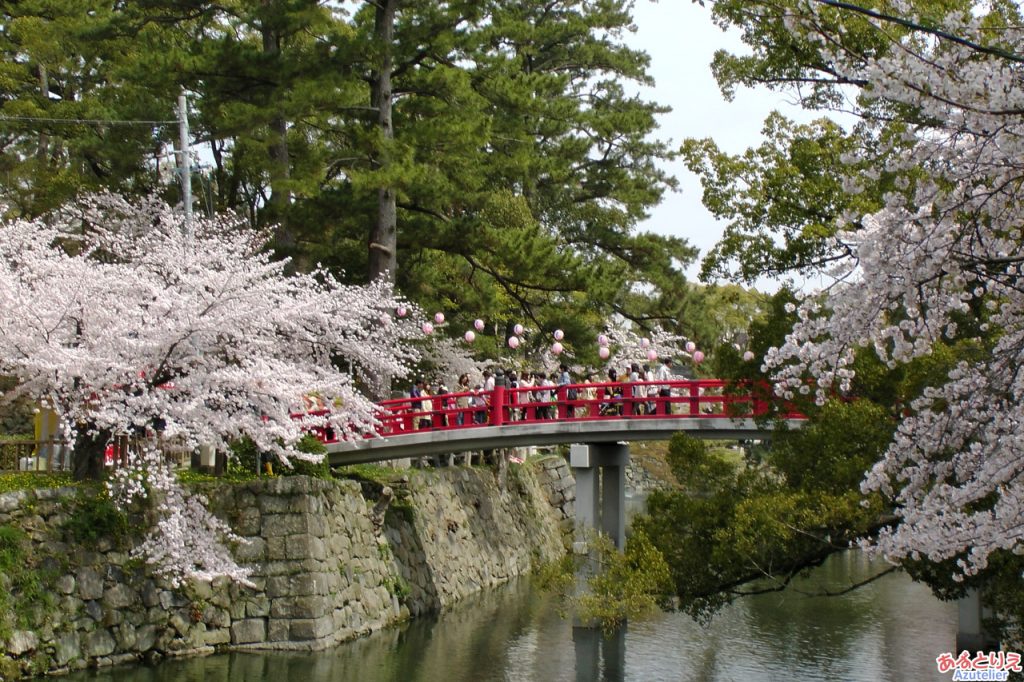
[598, 334, 609, 346]
[396, 305, 407, 318]
[693, 350, 705, 364]
[641, 337, 650, 348]
[685, 341, 696, 354]
[464, 331, 476, 343]
[647, 349, 658, 362]
[434, 312, 445, 324]
[598, 346, 610, 360]
[474, 318, 485, 331]
[514, 323, 525, 336]
[551, 342, 563, 355]
[421, 322, 434, 335]
[508, 336, 520, 349]
[743, 350, 755, 362]
[553, 329, 564, 341]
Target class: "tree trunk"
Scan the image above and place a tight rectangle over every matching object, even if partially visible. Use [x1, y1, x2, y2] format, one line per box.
[368, 0, 398, 284]
[36, 64, 49, 164]
[72, 426, 109, 481]
[261, 11, 292, 252]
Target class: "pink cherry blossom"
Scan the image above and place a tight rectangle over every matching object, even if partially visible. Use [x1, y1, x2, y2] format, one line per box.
[0, 193, 422, 586]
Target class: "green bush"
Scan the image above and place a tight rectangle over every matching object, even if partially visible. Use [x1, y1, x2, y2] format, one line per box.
[228, 433, 330, 478]
[282, 434, 330, 479]
[0, 525, 57, 640]
[61, 489, 129, 549]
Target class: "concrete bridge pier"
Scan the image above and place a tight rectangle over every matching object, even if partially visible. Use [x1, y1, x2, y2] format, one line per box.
[956, 588, 999, 652]
[571, 442, 628, 550]
[570, 442, 629, 681]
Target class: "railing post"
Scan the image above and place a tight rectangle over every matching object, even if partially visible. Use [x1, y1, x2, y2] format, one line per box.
[557, 386, 568, 420]
[689, 383, 700, 416]
[491, 386, 505, 426]
[622, 384, 634, 417]
[431, 396, 442, 429]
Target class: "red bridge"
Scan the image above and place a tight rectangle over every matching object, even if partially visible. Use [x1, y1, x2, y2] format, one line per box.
[321, 379, 804, 465]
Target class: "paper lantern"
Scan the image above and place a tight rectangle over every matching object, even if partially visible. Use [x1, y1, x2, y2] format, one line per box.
[551, 342, 563, 355]
[464, 331, 476, 343]
[640, 337, 650, 348]
[396, 306, 407, 318]
[434, 312, 445, 324]
[598, 346, 610, 360]
[685, 341, 696, 354]
[598, 334, 609, 346]
[693, 350, 705, 363]
[553, 329, 564, 341]
[474, 319, 485, 331]
[743, 350, 755, 362]
[647, 349, 658, 362]
[514, 323, 525, 336]
[508, 336, 520, 349]
[421, 322, 434, 335]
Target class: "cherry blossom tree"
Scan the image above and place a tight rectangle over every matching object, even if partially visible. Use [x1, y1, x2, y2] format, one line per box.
[754, 2, 1024, 577]
[604, 321, 693, 372]
[0, 193, 422, 584]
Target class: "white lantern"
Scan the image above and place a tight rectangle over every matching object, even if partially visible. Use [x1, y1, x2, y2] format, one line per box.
[514, 323, 525, 336]
[551, 342, 563, 355]
[508, 336, 520, 349]
[598, 346, 610, 360]
[598, 334, 608, 346]
[685, 341, 696, 354]
[693, 350, 705, 363]
[640, 337, 650, 348]
[474, 318, 485, 331]
[422, 322, 434, 335]
[553, 329, 564, 341]
[464, 331, 476, 343]
[434, 312, 445, 324]
[743, 350, 755, 362]
[647, 349, 658, 362]
[396, 306, 407, 318]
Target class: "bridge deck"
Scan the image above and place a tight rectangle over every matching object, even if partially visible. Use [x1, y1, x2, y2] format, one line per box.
[325, 417, 801, 464]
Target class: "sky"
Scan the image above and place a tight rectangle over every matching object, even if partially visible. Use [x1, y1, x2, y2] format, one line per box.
[624, 1, 819, 287]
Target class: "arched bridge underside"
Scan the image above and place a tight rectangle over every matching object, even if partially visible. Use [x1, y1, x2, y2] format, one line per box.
[325, 418, 803, 466]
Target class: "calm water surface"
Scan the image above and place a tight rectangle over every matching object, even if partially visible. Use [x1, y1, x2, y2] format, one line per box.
[67, 551, 955, 682]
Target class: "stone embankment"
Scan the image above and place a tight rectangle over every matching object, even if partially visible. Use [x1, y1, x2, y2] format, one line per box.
[0, 456, 574, 679]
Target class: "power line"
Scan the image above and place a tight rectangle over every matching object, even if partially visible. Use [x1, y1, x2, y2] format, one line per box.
[0, 115, 177, 125]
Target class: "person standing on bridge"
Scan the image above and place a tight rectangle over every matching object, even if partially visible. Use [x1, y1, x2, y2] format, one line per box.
[455, 374, 471, 426]
[643, 363, 657, 415]
[656, 358, 674, 415]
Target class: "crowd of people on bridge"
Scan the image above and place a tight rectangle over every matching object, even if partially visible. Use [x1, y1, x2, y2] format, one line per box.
[402, 357, 702, 429]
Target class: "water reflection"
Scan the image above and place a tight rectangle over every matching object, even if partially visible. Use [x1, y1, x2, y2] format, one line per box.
[67, 552, 954, 682]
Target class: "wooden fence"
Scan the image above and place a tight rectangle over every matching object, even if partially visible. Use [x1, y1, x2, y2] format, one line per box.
[0, 440, 71, 473]
[0, 436, 192, 473]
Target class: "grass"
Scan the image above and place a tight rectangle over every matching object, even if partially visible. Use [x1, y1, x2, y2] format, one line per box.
[176, 468, 260, 485]
[334, 463, 410, 485]
[0, 472, 77, 495]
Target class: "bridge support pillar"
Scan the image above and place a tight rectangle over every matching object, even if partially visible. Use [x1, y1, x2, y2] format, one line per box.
[570, 442, 630, 680]
[956, 588, 999, 652]
[571, 442, 628, 549]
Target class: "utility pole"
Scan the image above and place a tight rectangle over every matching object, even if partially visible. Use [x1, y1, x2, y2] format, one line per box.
[177, 91, 193, 239]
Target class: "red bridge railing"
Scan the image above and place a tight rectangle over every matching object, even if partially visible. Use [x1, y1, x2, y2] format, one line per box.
[301, 379, 802, 445]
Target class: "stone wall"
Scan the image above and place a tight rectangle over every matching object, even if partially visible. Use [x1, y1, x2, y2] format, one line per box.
[0, 459, 573, 679]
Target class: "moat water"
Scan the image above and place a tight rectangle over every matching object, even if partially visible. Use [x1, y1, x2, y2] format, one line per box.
[65, 550, 955, 681]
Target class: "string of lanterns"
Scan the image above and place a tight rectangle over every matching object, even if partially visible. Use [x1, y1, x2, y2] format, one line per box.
[397, 308, 764, 365]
